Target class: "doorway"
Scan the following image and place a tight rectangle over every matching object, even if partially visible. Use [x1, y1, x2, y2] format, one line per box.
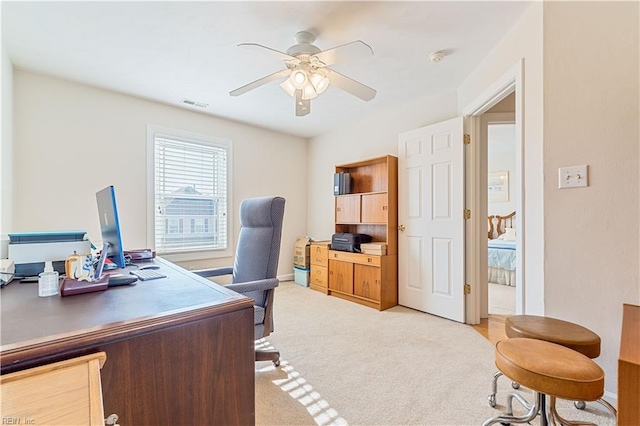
[484, 111, 516, 316]
[463, 59, 524, 324]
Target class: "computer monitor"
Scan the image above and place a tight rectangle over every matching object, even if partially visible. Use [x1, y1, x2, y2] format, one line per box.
[96, 185, 126, 268]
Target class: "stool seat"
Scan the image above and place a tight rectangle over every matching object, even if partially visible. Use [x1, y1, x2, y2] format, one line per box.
[505, 315, 601, 358]
[495, 338, 605, 402]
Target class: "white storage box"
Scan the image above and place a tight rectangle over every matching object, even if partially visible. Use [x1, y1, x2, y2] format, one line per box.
[293, 267, 310, 287]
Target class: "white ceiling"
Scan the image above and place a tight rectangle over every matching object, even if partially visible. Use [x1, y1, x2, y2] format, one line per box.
[2, 1, 531, 138]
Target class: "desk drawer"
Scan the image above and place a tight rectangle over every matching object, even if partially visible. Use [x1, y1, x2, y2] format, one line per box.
[310, 265, 328, 288]
[310, 242, 330, 267]
[328, 250, 381, 267]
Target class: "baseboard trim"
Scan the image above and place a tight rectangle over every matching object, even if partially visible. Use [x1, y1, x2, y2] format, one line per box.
[278, 273, 294, 282]
[602, 390, 618, 408]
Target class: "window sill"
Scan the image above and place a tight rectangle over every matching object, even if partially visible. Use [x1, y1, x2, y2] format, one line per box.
[159, 248, 233, 263]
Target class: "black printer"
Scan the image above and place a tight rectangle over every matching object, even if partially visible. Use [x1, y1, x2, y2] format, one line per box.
[331, 233, 373, 253]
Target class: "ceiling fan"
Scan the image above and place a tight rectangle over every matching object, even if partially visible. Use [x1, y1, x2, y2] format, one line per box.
[229, 31, 377, 117]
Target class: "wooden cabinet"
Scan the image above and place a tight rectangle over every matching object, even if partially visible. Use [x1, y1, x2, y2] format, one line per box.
[619, 304, 640, 426]
[310, 241, 330, 294]
[328, 155, 398, 311]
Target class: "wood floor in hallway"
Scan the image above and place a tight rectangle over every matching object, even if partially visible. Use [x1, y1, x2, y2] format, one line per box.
[471, 314, 508, 345]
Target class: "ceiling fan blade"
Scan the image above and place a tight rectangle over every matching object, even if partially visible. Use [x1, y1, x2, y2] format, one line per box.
[327, 70, 377, 101]
[229, 69, 292, 97]
[238, 43, 300, 65]
[295, 89, 310, 117]
[312, 41, 373, 67]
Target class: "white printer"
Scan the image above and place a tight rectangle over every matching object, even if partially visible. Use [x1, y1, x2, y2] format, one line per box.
[8, 231, 91, 277]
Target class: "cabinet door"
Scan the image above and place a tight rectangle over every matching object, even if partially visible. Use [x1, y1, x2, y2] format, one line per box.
[354, 264, 381, 302]
[361, 193, 388, 223]
[328, 260, 353, 294]
[336, 195, 361, 223]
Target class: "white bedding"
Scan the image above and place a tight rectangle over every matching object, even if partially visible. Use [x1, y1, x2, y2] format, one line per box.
[488, 239, 516, 287]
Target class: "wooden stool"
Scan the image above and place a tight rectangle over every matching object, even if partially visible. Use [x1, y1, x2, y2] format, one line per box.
[488, 315, 604, 410]
[483, 338, 605, 426]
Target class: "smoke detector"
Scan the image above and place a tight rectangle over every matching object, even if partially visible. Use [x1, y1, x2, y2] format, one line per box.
[181, 98, 209, 108]
[429, 51, 447, 63]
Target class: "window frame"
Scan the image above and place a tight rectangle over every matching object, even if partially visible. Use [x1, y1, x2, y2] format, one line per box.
[146, 125, 233, 262]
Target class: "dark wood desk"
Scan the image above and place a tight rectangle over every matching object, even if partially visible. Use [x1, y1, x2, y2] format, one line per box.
[1, 258, 255, 425]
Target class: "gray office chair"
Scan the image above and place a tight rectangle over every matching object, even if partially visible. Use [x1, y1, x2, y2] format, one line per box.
[193, 196, 285, 366]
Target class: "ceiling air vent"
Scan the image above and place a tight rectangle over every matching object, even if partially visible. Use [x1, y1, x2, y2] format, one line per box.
[181, 99, 208, 108]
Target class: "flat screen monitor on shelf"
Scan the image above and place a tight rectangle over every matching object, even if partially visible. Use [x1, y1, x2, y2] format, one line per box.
[96, 185, 126, 268]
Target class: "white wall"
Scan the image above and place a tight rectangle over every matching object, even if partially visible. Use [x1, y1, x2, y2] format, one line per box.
[307, 91, 458, 240]
[488, 124, 516, 217]
[1, 45, 13, 257]
[460, 0, 639, 397]
[458, 2, 545, 317]
[542, 1, 639, 396]
[12, 70, 308, 276]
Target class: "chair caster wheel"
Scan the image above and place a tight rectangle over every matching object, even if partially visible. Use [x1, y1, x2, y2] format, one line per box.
[574, 401, 586, 410]
[273, 359, 281, 367]
[488, 394, 496, 408]
[511, 381, 520, 389]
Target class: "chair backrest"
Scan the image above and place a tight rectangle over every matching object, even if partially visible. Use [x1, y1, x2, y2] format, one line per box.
[232, 196, 285, 283]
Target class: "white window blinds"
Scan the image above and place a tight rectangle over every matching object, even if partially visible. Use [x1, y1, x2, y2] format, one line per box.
[152, 134, 229, 254]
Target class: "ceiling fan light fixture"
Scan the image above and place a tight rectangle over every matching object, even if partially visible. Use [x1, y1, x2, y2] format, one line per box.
[310, 72, 329, 95]
[280, 78, 296, 97]
[290, 68, 308, 89]
[301, 83, 318, 100]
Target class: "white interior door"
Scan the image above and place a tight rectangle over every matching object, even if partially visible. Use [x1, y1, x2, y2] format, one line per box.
[398, 117, 465, 323]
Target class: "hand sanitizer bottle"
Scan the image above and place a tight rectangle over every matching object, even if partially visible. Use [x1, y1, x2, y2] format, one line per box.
[39, 261, 59, 297]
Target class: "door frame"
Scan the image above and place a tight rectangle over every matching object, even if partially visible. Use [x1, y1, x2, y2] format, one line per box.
[481, 112, 516, 318]
[462, 59, 524, 325]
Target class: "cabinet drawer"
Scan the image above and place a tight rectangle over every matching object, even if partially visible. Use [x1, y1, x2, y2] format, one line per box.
[310, 243, 330, 267]
[310, 266, 328, 288]
[329, 250, 381, 267]
[354, 264, 381, 302]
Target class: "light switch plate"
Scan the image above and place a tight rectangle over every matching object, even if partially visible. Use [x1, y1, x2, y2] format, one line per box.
[558, 165, 588, 189]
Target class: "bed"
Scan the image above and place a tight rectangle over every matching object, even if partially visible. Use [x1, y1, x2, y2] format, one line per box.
[487, 211, 516, 286]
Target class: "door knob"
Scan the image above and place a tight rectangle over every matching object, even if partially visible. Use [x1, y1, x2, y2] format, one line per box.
[398, 224, 405, 232]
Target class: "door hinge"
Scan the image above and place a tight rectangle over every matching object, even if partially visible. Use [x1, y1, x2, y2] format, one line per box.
[464, 209, 471, 220]
[463, 134, 471, 145]
[464, 284, 471, 295]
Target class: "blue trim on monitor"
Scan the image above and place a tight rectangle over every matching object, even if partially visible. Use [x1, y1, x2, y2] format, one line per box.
[96, 186, 126, 268]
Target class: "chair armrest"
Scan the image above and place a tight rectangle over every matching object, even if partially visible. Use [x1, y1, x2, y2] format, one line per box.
[191, 266, 234, 278]
[226, 278, 279, 295]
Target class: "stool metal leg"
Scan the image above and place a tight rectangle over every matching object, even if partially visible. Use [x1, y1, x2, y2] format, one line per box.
[505, 391, 532, 416]
[482, 392, 542, 426]
[549, 396, 597, 426]
[596, 397, 617, 420]
[488, 371, 503, 407]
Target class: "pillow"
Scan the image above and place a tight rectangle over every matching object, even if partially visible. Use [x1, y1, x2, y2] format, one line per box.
[501, 227, 516, 241]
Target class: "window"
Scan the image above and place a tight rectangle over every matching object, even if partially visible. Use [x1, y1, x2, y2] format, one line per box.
[147, 126, 232, 257]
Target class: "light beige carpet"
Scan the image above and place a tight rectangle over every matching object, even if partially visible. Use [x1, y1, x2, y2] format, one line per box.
[488, 283, 515, 315]
[256, 281, 615, 426]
